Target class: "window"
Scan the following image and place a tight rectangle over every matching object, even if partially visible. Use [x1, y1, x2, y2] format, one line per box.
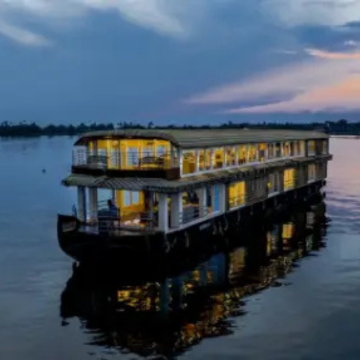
[182, 150, 196, 174]
[275, 143, 281, 158]
[205, 149, 212, 170]
[132, 191, 140, 204]
[127, 147, 138, 166]
[268, 172, 280, 194]
[322, 140, 328, 154]
[214, 148, 224, 169]
[259, 143, 266, 162]
[142, 147, 153, 157]
[226, 147, 236, 167]
[268, 143, 274, 160]
[283, 142, 291, 157]
[248, 144, 257, 163]
[238, 145, 247, 164]
[308, 141, 316, 155]
[199, 150, 205, 171]
[157, 145, 166, 157]
[124, 191, 131, 206]
[284, 168, 295, 191]
[308, 164, 316, 182]
[228, 181, 246, 208]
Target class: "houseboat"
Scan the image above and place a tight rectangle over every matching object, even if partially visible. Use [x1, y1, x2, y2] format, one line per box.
[57, 128, 332, 263]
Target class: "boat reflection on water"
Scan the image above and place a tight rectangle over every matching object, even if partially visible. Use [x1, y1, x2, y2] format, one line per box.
[60, 199, 329, 359]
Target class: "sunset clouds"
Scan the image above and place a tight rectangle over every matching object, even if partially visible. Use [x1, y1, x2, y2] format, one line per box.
[1, 0, 360, 123]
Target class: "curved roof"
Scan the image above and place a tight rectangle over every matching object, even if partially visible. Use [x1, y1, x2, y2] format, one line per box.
[75, 129, 328, 149]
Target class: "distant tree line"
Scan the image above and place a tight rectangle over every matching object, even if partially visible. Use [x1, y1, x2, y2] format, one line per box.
[0, 119, 358, 137]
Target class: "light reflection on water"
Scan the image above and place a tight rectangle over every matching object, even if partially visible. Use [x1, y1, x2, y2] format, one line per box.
[0, 136, 359, 360]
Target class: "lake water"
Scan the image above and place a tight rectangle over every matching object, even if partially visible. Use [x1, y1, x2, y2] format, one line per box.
[0, 136, 359, 360]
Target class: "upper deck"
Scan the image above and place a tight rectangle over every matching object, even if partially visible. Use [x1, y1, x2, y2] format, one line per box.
[71, 129, 330, 180]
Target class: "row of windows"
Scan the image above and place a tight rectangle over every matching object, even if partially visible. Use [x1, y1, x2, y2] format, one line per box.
[182, 141, 307, 175]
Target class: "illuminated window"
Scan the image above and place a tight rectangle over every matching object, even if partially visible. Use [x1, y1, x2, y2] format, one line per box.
[199, 150, 205, 171]
[283, 142, 291, 157]
[284, 168, 295, 190]
[205, 149, 212, 170]
[142, 147, 153, 157]
[248, 144, 257, 162]
[183, 150, 196, 175]
[228, 181, 246, 208]
[214, 148, 224, 169]
[259, 143, 266, 162]
[238, 145, 247, 164]
[226, 147, 236, 167]
[322, 140, 328, 154]
[308, 141, 316, 155]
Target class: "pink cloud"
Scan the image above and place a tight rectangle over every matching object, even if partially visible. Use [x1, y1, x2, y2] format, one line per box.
[185, 48, 360, 114]
[305, 48, 360, 60]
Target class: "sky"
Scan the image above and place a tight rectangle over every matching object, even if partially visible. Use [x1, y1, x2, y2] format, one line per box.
[1, 0, 360, 125]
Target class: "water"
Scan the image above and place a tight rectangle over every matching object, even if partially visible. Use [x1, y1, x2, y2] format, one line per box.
[0, 136, 359, 360]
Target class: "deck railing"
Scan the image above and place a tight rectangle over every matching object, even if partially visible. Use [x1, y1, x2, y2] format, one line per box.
[97, 209, 158, 233]
[72, 148, 178, 170]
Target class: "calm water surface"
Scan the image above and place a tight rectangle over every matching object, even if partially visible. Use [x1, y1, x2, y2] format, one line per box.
[0, 137, 359, 360]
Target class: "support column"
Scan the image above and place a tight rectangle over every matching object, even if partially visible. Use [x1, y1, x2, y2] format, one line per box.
[235, 146, 239, 165]
[178, 149, 183, 177]
[195, 150, 200, 173]
[218, 183, 227, 213]
[199, 186, 208, 217]
[77, 186, 87, 222]
[210, 149, 214, 171]
[170, 192, 182, 228]
[89, 187, 98, 221]
[158, 193, 169, 232]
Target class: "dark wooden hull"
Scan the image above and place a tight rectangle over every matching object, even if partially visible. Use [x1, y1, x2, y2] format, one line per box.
[57, 181, 326, 264]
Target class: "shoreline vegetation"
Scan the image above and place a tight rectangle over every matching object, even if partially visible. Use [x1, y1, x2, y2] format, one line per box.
[0, 119, 358, 137]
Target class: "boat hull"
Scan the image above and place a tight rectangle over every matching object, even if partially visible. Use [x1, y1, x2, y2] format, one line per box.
[57, 182, 326, 264]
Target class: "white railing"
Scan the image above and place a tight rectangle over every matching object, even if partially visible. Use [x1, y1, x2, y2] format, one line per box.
[72, 147, 177, 170]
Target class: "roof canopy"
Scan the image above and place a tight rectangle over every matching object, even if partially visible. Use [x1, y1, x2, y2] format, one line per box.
[75, 129, 329, 149]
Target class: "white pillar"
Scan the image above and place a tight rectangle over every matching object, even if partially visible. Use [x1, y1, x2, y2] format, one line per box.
[179, 149, 183, 177]
[158, 193, 169, 232]
[235, 146, 239, 165]
[170, 192, 183, 228]
[265, 143, 269, 160]
[77, 186, 87, 222]
[89, 188, 98, 221]
[210, 149, 214, 170]
[199, 187, 208, 217]
[195, 150, 200, 173]
[218, 183, 227, 213]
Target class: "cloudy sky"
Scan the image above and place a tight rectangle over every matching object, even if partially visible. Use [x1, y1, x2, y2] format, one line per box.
[1, 0, 360, 125]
